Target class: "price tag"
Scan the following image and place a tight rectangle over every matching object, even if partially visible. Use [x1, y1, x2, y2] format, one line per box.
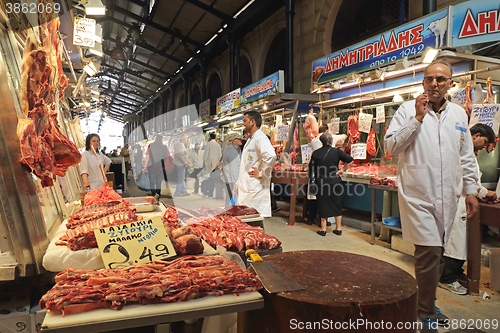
[73, 17, 96, 47]
[469, 104, 500, 135]
[376, 105, 385, 123]
[351, 143, 367, 160]
[450, 84, 484, 105]
[276, 115, 283, 126]
[94, 216, 176, 269]
[358, 113, 373, 133]
[276, 125, 289, 141]
[301, 144, 313, 164]
[329, 118, 339, 134]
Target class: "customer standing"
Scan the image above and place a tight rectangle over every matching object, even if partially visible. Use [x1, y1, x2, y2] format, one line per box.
[309, 132, 353, 236]
[144, 134, 172, 197]
[385, 60, 479, 330]
[202, 133, 222, 198]
[222, 132, 242, 206]
[80, 133, 112, 190]
[132, 144, 143, 182]
[190, 143, 203, 194]
[233, 111, 276, 217]
[120, 143, 131, 181]
[173, 134, 190, 197]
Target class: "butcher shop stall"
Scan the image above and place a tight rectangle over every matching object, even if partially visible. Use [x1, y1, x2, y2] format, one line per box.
[310, 3, 500, 244]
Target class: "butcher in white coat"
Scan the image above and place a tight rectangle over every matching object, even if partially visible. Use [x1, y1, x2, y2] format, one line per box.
[233, 111, 276, 217]
[385, 60, 479, 328]
[80, 133, 111, 191]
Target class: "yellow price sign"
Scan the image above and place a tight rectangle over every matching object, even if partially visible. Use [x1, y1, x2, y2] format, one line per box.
[94, 216, 176, 269]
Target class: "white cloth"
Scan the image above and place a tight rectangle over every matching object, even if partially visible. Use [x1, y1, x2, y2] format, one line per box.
[236, 129, 276, 217]
[174, 142, 186, 166]
[203, 140, 222, 171]
[79, 150, 111, 190]
[385, 100, 479, 247]
[223, 143, 241, 184]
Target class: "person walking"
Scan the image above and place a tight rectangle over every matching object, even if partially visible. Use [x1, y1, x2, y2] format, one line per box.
[120, 143, 131, 181]
[385, 60, 479, 331]
[233, 111, 276, 217]
[80, 133, 112, 191]
[132, 144, 143, 182]
[144, 134, 173, 197]
[173, 134, 190, 197]
[190, 143, 203, 194]
[222, 132, 242, 206]
[309, 132, 353, 236]
[202, 133, 222, 198]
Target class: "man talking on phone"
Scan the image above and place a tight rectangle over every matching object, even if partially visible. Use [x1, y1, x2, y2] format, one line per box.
[385, 60, 479, 332]
[233, 111, 276, 217]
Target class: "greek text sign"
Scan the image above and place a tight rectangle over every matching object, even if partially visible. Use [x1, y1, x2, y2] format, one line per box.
[217, 88, 240, 114]
[74, 17, 96, 47]
[469, 104, 500, 135]
[240, 71, 284, 104]
[452, 0, 500, 47]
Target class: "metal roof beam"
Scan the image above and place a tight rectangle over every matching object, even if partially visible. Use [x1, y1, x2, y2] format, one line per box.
[107, 4, 203, 49]
[101, 64, 162, 86]
[128, 58, 170, 77]
[182, 0, 231, 21]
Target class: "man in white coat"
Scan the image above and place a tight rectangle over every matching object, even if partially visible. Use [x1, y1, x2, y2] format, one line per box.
[233, 111, 276, 217]
[385, 60, 479, 331]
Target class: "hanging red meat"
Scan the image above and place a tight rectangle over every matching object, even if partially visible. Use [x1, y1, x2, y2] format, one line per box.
[346, 115, 361, 153]
[17, 4, 81, 188]
[303, 109, 319, 143]
[483, 78, 499, 153]
[384, 125, 393, 160]
[367, 129, 376, 156]
[462, 81, 473, 121]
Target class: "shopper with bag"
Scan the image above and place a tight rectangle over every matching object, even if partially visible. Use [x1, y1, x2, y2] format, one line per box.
[143, 134, 173, 197]
[308, 132, 353, 236]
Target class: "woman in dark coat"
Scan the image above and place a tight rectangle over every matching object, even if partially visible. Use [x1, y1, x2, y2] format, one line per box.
[308, 132, 353, 236]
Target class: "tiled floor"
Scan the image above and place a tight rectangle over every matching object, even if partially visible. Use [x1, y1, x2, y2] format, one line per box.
[109, 176, 500, 333]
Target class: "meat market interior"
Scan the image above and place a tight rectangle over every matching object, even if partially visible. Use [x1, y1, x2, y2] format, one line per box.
[1, 0, 500, 332]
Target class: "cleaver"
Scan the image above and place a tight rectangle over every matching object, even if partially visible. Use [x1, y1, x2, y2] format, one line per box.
[246, 250, 304, 293]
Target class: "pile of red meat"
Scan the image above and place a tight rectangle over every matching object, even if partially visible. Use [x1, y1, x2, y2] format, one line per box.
[40, 256, 262, 316]
[56, 198, 139, 251]
[370, 177, 398, 188]
[344, 163, 397, 177]
[17, 2, 81, 187]
[84, 185, 132, 207]
[161, 207, 281, 254]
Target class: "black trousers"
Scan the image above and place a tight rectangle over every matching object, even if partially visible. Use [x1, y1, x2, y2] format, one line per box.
[308, 199, 318, 220]
[440, 256, 465, 284]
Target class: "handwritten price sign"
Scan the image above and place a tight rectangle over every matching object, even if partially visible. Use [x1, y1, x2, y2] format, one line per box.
[376, 105, 385, 123]
[351, 143, 367, 160]
[94, 217, 176, 269]
[450, 84, 484, 106]
[276, 125, 289, 141]
[469, 104, 500, 135]
[358, 113, 373, 133]
[329, 118, 339, 134]
[73, 17, 96, 47]
[301, 144, 313, 164]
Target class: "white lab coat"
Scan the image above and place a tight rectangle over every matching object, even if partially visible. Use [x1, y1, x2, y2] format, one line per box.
[80, 150, 111, 190]
[236, 129, 276, 217]
[385, 101, 479, 247]
[203, 140, 222, 171]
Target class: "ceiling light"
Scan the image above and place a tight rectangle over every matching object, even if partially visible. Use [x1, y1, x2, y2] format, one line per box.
[421, 47, 439, 64]
[187, 57, 193, 63]
[393, 94, 403, 103]
[86, 0, 106, 15]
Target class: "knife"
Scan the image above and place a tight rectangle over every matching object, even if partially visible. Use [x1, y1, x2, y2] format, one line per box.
[245, 249, 304, 293]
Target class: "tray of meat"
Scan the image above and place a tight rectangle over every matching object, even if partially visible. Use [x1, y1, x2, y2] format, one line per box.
[126, 196, 159, 213]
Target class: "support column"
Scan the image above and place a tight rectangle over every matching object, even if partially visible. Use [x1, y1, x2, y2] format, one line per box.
[235, 39, 242, 88]
[285, 0, 295, 93]
[423, 0, 436, 15]
[183, 74, 189, 107]
[200, 61, 207, 101]
[227, 35, 235, 90]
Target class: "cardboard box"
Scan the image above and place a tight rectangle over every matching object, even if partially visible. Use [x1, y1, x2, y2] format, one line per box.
[0, 290, 30, 333]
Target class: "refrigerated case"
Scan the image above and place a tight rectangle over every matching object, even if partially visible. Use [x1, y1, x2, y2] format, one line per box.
[0, 24, 83, 280]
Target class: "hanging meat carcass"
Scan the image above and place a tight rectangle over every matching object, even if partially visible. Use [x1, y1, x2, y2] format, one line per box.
[17, 3, 81, 187]
[346, 115, 361, 153]
[303, 109, 319, 143]
[367, 129, 376, 156]
[462, 81, 473, 121]
[484, 77, 499, 153]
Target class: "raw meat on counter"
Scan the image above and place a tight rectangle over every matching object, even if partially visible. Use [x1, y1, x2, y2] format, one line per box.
[17, 5, 80, 187]
[84, 184, 132, 207]
[66, 201, 130, 230]
[370, 177, 398, 188]
[40, 256, 262, 316]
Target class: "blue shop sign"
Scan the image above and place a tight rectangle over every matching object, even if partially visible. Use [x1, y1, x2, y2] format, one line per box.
[452, 0, 500, 47]
[311, 9, 448, 85]
[240, 70, 284, 104]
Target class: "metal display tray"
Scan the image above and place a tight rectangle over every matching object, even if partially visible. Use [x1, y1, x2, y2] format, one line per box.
[126, 196, 159, 213]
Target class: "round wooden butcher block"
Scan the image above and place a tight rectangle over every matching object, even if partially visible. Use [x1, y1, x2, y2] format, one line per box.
[238, 250, 418, 333]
